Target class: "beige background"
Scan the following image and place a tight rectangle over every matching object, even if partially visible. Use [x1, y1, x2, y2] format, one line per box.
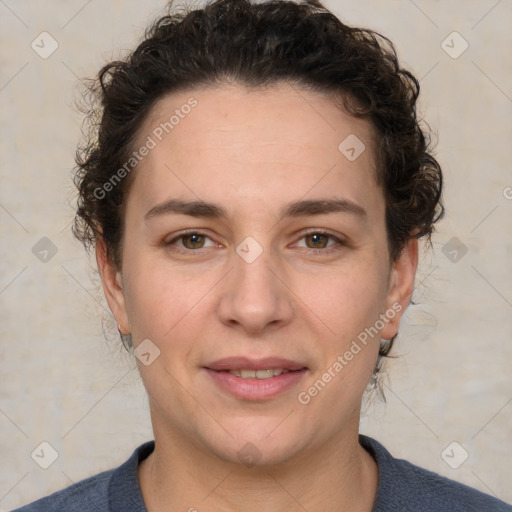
[1, 0, 511, 509]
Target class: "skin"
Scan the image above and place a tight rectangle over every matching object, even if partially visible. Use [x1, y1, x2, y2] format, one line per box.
[97, 82, 418, 511]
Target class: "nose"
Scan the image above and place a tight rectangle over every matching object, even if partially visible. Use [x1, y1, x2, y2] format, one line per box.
[216, 243, 294, 336]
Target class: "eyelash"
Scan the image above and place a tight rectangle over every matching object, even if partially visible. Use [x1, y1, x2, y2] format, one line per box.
[164, 229, 345, 256]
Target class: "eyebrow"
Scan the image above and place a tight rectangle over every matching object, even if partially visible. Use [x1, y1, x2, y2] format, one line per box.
[144, 198, 367, 221]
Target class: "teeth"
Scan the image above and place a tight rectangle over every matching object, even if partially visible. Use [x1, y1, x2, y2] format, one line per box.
[227, 369, 289, 379]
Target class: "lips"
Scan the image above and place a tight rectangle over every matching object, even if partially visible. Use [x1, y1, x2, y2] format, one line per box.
[205, 356, 307, 372]
[204, 358, 308, 400]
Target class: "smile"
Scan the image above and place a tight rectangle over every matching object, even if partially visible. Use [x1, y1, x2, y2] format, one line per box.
[222, 369, 291, 379]
[205, 368, 307, 400]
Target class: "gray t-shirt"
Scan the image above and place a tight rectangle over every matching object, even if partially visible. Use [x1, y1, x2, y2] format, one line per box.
[12, 435, 511, 511]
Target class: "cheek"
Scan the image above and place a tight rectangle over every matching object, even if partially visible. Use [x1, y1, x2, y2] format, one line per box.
[300, 259, 389, 389]
[306, 262, 389, 336]
[122, 255, 213, 341]
[306, 273, 386, 391]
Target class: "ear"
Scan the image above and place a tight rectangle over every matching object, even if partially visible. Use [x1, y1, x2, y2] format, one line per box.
[95, 236, 131, 334]
[380, 236, 418, 340]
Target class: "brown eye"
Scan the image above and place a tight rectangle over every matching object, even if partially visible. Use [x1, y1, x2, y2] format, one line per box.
[164, 231, 215, 253]
[294, 231, 345, 254]
[305, 233, 330, 249]
[181, 233, 206, 249]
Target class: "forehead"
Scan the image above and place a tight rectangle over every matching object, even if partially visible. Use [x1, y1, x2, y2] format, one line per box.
[130, 83, 382, 219]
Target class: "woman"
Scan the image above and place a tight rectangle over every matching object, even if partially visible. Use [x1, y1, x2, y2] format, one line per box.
[14, 0, 510, 510]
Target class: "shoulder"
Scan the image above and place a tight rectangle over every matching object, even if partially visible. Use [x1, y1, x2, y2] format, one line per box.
[11, 469, 113, 512]
[11, 441, 154, 512]
[359, 434, 511, 512]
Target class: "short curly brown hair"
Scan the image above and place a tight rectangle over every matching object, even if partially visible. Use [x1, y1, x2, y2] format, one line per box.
[72, 0, 444, 365]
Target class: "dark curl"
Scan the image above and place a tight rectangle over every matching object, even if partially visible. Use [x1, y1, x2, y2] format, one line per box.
[72, 0, 444, 366]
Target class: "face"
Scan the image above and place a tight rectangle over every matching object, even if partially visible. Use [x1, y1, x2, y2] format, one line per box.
[98, 83, 417, 466]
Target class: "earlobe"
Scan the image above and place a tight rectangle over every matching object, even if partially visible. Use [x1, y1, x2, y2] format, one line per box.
[95, 236, 131, 334]
[380, 237, 418, 340]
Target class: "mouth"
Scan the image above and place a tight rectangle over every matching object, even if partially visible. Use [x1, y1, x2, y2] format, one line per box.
[203, 357, 308, 400]
[215, 368, 302, 379]
[205, 356, 307, 372]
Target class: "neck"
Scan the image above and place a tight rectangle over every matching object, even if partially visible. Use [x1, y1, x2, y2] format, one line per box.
[138, 415, 379, 512]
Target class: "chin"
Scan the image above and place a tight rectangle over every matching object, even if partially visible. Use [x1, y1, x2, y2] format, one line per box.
[202, 418, 308, 468]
